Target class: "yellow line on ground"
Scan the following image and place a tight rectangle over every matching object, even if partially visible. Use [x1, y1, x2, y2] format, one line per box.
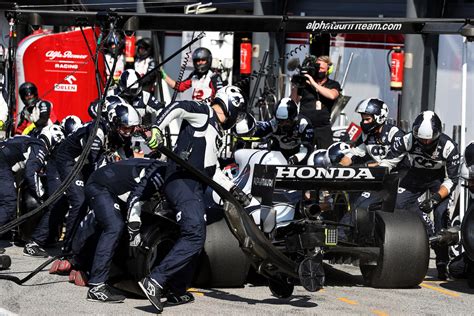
[187, 288, 205, 296]
[337, 297, 358, 305]
[420, 282, 460, 298]
[371, 309, 389, 316]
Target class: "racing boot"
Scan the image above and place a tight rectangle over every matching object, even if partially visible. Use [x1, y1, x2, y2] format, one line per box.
[23, 241, 49, 258]
[0, 247, 4, 254]
[138, 277, 164, 313]
[166, 291, 195, 306]
[87, 283, 125, 303]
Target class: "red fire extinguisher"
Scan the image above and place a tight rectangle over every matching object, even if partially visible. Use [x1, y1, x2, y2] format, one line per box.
[240, 38, 252, 75]
[389, 46, 404, 90]
[125, 33, 136, 63]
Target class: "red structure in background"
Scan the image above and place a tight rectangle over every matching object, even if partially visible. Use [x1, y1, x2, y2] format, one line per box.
[15, 28, 105, 127]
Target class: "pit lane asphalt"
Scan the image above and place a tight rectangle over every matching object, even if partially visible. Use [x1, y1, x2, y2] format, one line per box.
[1, 243, 473, 316]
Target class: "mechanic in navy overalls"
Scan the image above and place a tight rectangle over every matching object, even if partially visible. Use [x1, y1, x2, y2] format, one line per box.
[339, 98, 405, 209]
[0, 126, 63, 251]
[54, 103, 140, 254]
[80, 158, 167, 303]
[133, 85, 251, 312]
[379, 111, 460, 280]
[253, 97, 314, 164]
[109, 69, 163, 125]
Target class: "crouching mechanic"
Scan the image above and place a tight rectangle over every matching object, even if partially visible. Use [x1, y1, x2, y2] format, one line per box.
[135, 85, 251, 312]
[379, 111, 460, 280]
[339, 98, 405, 209]
[0, 126, 63, 252]
[82, 158, 167, 303]
[253, 97, 314, 164]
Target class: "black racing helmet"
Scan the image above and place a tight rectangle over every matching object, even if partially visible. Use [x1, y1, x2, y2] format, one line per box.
[192, 47, 212, 74]
[136, 37, 152, 59]
[19, 82, 39, 107]
[356, 98, 389, 134]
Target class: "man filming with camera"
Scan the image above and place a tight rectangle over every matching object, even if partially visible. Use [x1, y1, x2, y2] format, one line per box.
[291, 55, 341, 149]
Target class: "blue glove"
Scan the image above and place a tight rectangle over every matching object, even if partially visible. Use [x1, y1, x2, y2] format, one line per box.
[146, 127, 164, 149]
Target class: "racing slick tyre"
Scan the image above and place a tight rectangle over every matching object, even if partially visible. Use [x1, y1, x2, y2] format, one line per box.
[462, 204, 474, 261]
[194, 217, 251, 287]
[114, 220, 178, 296]
[360, 210, 429, 288]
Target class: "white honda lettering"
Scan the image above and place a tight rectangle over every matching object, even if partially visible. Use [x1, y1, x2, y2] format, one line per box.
[353, 168, 376, 179]
[295, 167, 316, 179]
[276, 166, 296, 178]
[336, 168, 356, 179]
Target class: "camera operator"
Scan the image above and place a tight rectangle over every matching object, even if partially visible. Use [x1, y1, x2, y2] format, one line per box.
[291, 55, 341, 149]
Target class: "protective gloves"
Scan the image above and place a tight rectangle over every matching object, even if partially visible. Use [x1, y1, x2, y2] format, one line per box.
[287, 155, 298, 165]
[230, 186, 253, 207]
[419, 192, 442, 214]
[146, 127, 164, 150]
[128, 221, 142, 257]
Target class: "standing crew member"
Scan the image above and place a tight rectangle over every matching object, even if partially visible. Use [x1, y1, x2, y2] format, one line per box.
[134, 86, 251, 312]
[379, 111, 460, 280]
[163, 47, 223, 102]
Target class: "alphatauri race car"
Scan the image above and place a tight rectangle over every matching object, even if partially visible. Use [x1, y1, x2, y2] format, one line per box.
[106, 147, 430, 297]
[16, 147, 430, 297]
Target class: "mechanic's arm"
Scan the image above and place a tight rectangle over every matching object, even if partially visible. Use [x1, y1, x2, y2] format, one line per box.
[378, 134, 409, 172]
[24, 146, 47, 200]
[304, 74, 340, 100]
[340, 143, 367, 166]
[127, 161, 166, 223]
[210, 73, 224, 98]
[144, 92, 164, 115]
[162, 72, 191, 92]
[289, 122, 314, 164]
[253, 120, 275, 138]
[438, 140, 461, 199]
[89, 126, 106, 168]
[154, 100, 208, 132]
[35, 101, 51, 129]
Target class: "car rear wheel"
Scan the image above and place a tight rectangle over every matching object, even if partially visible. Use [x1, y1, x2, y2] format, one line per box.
[360, 210, 429, 288]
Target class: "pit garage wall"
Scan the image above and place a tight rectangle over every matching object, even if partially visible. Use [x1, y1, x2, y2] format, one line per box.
[329, 35, 404, 127]
[434, 35, 474, 145]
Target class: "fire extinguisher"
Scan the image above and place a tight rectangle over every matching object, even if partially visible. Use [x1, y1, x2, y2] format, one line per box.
[124, 33, 136, 63]
[240, 38, 252, 75]
[388, 46, 404, 90]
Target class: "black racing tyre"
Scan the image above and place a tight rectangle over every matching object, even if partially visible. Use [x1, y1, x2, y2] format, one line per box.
[360, 210, 429, 288]
[194, 218, 250, 287]
[462, 204, 474, 261]
[113, 221, 178, 296]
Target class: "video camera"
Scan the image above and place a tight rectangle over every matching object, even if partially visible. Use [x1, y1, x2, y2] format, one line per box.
[287, 57, 319, 88]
